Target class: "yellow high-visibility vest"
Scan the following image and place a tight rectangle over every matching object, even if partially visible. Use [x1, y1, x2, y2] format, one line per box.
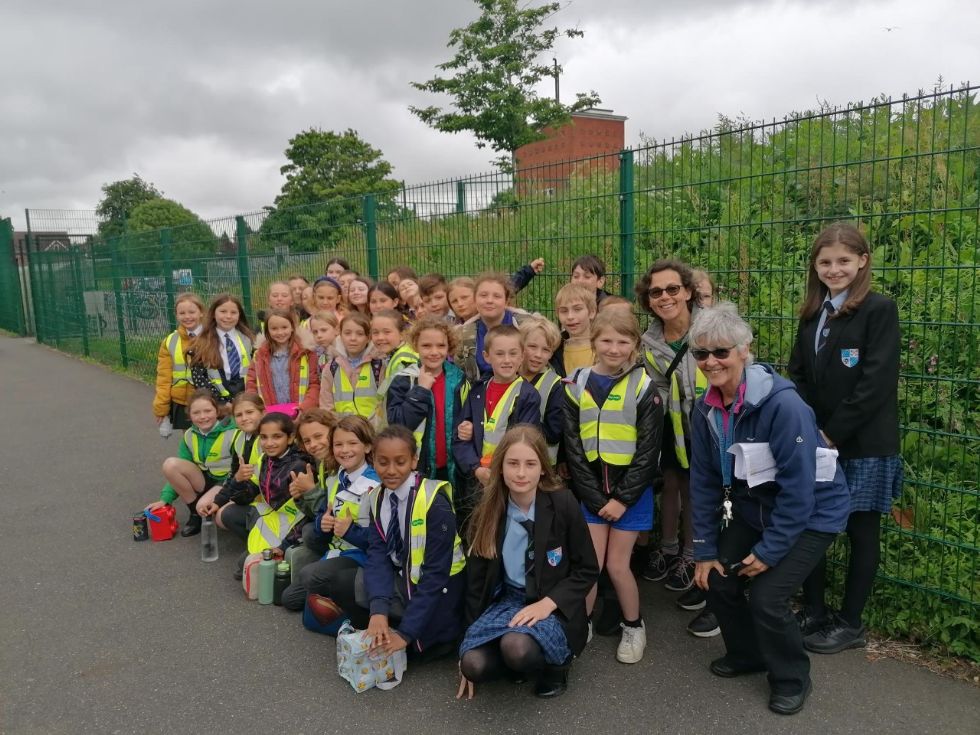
[246, 455, 305, 553]
[368, 477, 465, 586]
[165, 331, 191, 386]
[254, 352, 310, 402]
[184, 426, 233, 477]
[231, 428, 262, 467]
[481, 378, 525, 464]
[333, 360, 380, 417]
[532, 369, 562, 464]
[644, 349, 707, 469]
[564, 367, 651, 465]
[322, 470, 375, 558]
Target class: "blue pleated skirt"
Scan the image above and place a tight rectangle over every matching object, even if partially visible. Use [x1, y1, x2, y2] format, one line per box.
[459, 585, 571, 665]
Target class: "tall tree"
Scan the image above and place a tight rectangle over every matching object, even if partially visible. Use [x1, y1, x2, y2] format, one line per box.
[120, 197, 217, 274]
[95, 174, 162, 239]
[410, 0, 600, 169]
[259, 128, 401, 252]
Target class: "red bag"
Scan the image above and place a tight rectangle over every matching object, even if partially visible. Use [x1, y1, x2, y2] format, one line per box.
[146, 505, 179, 542]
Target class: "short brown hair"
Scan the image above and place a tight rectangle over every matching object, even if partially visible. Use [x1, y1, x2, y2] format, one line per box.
[474, 272, 515, 303]
[419, 274, 448, 298]
[635, 259, 696, 318]
[484, 323, 523, 352]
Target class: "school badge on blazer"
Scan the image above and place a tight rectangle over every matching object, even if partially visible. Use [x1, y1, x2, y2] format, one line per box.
[840, 348, 860, 368]
[546, 547, 563, 566]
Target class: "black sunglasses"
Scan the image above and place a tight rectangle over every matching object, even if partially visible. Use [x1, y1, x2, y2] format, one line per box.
[691, 346, 737, 361]
[647, 284, 683, 299]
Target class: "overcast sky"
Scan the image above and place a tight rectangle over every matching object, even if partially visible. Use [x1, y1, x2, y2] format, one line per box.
[1, 0, 976, 231]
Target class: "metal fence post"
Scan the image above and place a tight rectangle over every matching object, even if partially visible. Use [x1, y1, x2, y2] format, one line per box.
[235, 216, 253, 320]
[43, 246, 62, 347]
[0, 217, 26, 335]
[618, 148, 636, 298]
[25, 210, 44, 342]
[109, 236, 128, 367]
[363, 195, 379, 282]
[161, 228, 176, 331]
[70, 245, 90, 356]
[456, 180, 466, 214]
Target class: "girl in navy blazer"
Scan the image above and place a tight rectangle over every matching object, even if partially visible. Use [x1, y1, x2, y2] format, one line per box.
[789, 223, 902, 655]
[457, 425, 599, 700]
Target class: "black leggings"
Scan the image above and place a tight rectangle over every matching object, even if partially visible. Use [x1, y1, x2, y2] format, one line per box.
[802, 510, 882, 627]
[459, 633, 545, 683]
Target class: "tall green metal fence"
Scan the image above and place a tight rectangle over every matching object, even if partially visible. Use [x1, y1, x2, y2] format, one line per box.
[0, 218, 26, 335]
[11, 84, 980, 658]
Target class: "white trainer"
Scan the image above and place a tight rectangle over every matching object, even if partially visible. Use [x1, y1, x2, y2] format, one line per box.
[616, 621, 646, 664]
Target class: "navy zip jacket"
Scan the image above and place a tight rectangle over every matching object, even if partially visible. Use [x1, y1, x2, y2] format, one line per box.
[364, 477, 465, 651]
[226, 446, 310, 509]
[690, 364, 850, 567]
[451, 377, 542, 475]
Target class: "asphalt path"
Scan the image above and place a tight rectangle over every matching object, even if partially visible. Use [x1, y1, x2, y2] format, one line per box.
[1, 335, 977, 734]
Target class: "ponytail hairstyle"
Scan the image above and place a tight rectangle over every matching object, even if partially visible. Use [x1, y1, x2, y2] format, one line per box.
[467, 425, 561, 557]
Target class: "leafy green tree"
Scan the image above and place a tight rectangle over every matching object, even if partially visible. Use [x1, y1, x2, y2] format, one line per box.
[120, 197, 217, 272]
[410, 0, 600, 169]
[95, 174, 161, 239]
[259, 128, 401, 252]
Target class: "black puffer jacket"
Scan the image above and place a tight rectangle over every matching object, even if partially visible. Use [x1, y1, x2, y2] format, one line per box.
[226, 446, 311, 509]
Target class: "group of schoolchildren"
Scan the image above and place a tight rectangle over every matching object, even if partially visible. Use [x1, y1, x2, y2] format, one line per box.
[146, 226, 902, 712]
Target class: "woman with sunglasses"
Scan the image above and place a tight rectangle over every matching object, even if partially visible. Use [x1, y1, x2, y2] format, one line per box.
[687, 303, 849, 715]
[635, 260, 717, 635]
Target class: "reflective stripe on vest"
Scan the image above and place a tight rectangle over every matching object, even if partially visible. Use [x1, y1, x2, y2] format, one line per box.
[184, 427, 233, 477]
[481, 378, 525, 462]
[166, 331, 191, 387]
[379, 344, 419, 393]
[323, 470, 372, 557]
[246, 455, 304, 553]
[644, 349, 707, 470]
[208, 332, 252, 397]
[565, 367, 650, 465]
[533, 369, 561, 464]
[368, 478, 465, 586]
[231, 429, 262, 466]
[333, 361, 379, 417]
[255, 353, 310, 402]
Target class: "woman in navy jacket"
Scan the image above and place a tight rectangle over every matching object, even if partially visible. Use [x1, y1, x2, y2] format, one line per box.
[688, 303, 850, 717]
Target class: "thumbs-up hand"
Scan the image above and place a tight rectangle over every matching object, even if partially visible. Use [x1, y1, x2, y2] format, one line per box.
[334, 505, 353, 538]
[290, 463, 316, 494]
[320, 509, 337, 534]
[234, 454, 254, 481]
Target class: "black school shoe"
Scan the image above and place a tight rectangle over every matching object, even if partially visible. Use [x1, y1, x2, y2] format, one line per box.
[687, 610, 720, 638]
[180, 513, 202, 537]
[769, 680, 812, 716]
[709, 655, 767, 678]
[795, 605, 831, 636]
[676, 586, 706, 611]
[804, 615, 867, 654]
[232, 550, 249, 581]
[534, 665, 569, 698]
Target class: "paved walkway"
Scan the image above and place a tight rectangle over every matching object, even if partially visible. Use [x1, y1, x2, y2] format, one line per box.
[1, 335, 977, 734]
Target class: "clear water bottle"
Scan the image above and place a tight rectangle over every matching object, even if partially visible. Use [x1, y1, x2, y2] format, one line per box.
[159, 416, 173, 438]
[201, 516, 219, 562]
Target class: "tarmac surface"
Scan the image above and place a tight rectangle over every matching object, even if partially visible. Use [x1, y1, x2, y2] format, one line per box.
[1, 335, 977, 734]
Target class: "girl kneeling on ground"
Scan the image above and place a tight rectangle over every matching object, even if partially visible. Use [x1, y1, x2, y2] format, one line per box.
[147, 389, 236, 537]
[457, 425, 599, 700]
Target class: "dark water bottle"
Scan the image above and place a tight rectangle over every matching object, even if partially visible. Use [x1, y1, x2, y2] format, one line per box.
[201, 516, 219, 562]
[273, 561, 291, 606]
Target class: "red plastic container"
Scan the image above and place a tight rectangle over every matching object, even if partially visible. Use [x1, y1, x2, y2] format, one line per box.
[147, 505, 179, 542]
